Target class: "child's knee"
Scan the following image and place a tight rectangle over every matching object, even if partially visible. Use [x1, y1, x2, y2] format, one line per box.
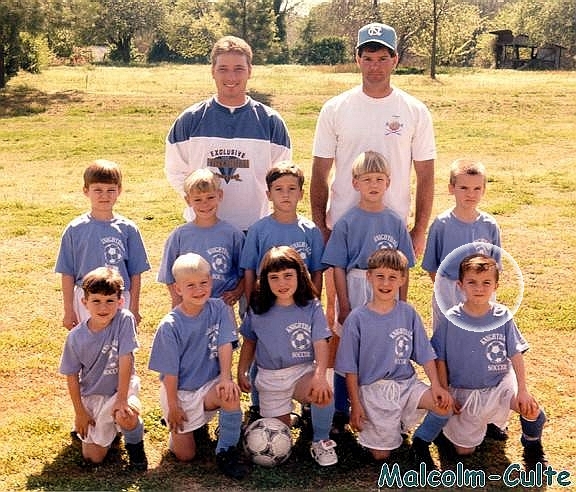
[454, 444, 476, 456]
[371, 448, 391, 461]
[115, 411, 139, 430]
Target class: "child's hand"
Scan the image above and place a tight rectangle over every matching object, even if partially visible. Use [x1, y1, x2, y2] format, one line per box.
[238, 371, 251, 393]
[63, 311, 78, 330]
[308, 374, 333, 406]
[166, 405, 188, 432]
[349, 403, 366, 432]
[431, 384, 454, 411]
[75, 408, 95, 439]
[111, 399, 136, 428]
[516, 389, 540, 419]
[217, 379, 240, 402]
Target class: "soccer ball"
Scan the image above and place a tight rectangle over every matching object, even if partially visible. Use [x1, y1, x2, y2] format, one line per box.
[243, 417, 292, 467]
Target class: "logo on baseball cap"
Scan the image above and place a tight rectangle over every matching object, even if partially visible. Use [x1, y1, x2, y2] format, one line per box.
[357, 23, 397, 52]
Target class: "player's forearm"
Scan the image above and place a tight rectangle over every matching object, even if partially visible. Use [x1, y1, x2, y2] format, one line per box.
[310, 157, 332, 232]
[66, 375, 85, 414]
[412, 160, 435, 234]
[237, 339, 256, 377]
[218, 343, 234, 381]
[345, 373, 361, 406]
[422, 359, 442, 388]
[510, 352, 529, 393]
[162, 374, 180, 408]
[312, 339, 330, 375]
[435, 360, 449, 389]
[333, 267, 350, 313]
[116, 353, 133, 402]
[129, 275, 141, 312]
[61, 274, 76, 312]
[243, 270, 256, 304]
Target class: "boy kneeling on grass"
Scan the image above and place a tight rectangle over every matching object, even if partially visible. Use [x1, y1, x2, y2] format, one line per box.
[149, 253, 248, 480]
[431, 253, 547, 471]
[59, 267, 148, 471]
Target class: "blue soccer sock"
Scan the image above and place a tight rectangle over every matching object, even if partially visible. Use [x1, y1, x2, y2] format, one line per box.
[216, 409, 242, 453]
[413, 412, 450, 443]
[121, 418, 144, 444]
[520, 409, 546, 443]
[333, 372, 349, 416]
[311, 401, 335, 442]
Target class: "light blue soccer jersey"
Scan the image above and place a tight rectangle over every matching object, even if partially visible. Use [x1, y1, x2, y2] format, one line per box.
[55, 213, 150, 291]
[148, 298, 237, 391]
[431, 303, 529, 389]
[240, 215, 325, 273]
[157, 220, 244, 298]
[240, 300, 331, 370]
[321, 206, 415, 271]
[59, 309, 139, 396]
[422, 209, 501, 280]
[335, 302, 436, 386]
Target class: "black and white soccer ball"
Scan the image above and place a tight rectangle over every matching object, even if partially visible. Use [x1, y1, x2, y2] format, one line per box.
[243, 417, 292, 467]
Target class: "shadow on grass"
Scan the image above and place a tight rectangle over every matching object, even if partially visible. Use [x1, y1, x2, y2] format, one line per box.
[25, 439, 150, 491]
[0, 85, 83, 118]
[24, 427, 545, 491]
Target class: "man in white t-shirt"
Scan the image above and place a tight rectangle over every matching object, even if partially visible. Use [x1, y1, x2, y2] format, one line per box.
[311, 22, 436, 434]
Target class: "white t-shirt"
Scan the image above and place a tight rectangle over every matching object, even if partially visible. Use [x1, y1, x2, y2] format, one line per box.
[313, 85, 436, 228]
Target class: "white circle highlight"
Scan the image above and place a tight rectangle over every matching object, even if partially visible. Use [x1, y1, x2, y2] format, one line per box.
[434, 243, 524, 333]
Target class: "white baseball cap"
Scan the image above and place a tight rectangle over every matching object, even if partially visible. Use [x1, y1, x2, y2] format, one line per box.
[356, 23, 397, 52]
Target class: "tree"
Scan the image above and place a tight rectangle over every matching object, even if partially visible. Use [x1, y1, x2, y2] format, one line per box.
[216, 0, 280, 63]
[89, 0, 165, 63]
[0, 0, 43, 88]
[158, 0, 227, 62]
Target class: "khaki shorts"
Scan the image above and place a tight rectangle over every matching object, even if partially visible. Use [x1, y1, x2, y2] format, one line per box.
[160, 377, 218, 433]
[80, 375, 141, 447]
[358, 376, 428, 451]
[443, 369, 517, 448]
[255, 363, 315, 417]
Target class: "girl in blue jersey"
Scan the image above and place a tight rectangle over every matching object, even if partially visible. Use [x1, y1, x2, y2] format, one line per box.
[237, 246, 338, 467]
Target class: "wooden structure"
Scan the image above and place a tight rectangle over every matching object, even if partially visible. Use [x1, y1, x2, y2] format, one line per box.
[490, 30, 565, 70]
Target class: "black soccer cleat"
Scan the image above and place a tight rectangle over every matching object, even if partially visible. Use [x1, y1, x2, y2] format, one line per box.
[216, 445, 249, 480]
[410, 436, 438, 471]
[125, 441, 148, 472]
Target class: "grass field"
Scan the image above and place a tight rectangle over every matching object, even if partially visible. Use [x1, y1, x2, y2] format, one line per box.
[1, 65, 575, 491]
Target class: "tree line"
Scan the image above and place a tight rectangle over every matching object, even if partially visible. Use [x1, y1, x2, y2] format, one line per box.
[1, 0, 575, 88]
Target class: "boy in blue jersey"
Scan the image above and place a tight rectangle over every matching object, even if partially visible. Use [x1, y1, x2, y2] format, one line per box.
[335, 249, 452, 469]
[431, 254, 547, 472]
[158, 169, 244, 308]
[55, 159, 150, 330]
[59, 267, 147, 471]
[165, 36, 291, 231]
[149, 253, 248, 480]
[322, 151, 416, 434]
[241, 162, 324, 302]
[240, 161, 325, 425]
[422, 159, 501, 332]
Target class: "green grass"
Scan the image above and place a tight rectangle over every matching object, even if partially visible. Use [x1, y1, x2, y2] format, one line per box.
[1, 65, 575, 491]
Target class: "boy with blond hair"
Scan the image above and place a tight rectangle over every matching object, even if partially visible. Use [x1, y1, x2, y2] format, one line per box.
[56, 159, 150, 329]
[158, 168, 244, 308]
[149, 253, 248, 480]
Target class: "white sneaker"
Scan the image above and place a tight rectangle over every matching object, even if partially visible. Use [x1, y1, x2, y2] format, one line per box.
[310, 439, 338, 466]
